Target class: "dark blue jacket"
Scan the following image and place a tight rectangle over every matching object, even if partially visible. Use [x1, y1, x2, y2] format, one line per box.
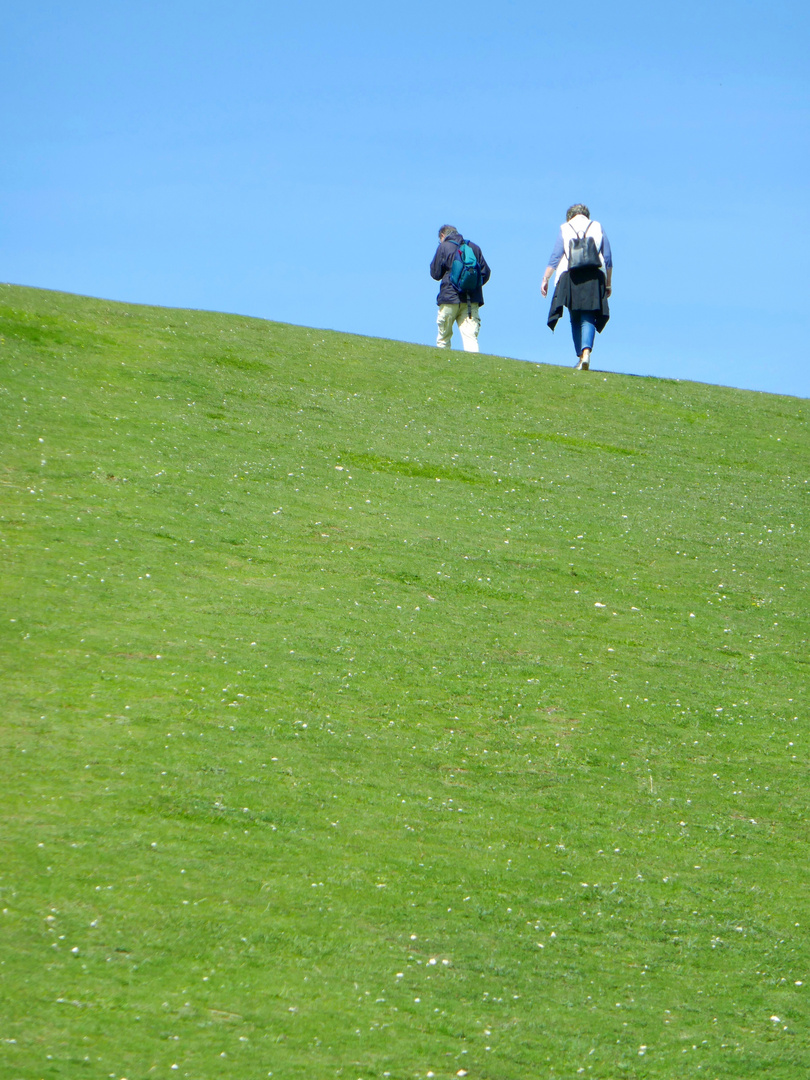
[430, 230, 491, 307]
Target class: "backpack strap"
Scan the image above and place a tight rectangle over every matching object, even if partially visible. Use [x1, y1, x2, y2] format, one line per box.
[565, 221, 580, 260]
[445, 235, 461, 273]
[448, 237, 475, 314]
[462, 239, 472, 314]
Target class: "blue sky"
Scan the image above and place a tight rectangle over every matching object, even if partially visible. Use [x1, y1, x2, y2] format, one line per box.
[2, 0, 809, 398]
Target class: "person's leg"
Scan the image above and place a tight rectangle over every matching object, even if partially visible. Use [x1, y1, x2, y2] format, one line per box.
[570, 310, 583, 359]
[578, 313, 597, 369]
[572, 311, 597, 369]
[457, 303, 480, 352]
[580, 313, 596, 353]
[436, 304, 460, 348]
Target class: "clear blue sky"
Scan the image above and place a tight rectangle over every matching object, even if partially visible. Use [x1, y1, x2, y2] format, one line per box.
[2, 0, 809, 398]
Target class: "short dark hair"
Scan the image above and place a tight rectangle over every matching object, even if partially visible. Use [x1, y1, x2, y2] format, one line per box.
[566, 204, 590, 221]
[438, 224, 457, 239]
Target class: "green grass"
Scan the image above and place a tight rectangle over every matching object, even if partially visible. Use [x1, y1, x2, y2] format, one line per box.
[1, 282, 808, 1080]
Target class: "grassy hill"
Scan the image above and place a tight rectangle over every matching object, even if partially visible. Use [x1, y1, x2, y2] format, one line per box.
[1, 283, 807, 1080]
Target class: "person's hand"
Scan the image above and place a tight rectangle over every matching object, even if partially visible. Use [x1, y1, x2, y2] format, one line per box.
[541, 278, 549, 298]
[606, 284, 612, 298]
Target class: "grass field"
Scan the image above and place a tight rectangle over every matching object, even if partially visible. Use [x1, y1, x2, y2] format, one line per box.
[1, 282, 808, 1080]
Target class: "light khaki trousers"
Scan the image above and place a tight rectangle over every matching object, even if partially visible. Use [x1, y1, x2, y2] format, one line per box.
[436, 302, 480, 352]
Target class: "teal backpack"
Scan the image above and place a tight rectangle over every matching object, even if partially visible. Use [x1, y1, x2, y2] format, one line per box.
[449, 238, 481, 298]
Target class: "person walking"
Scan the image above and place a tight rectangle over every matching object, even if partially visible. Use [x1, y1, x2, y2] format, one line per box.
[541, 204, 612, 370]
[430, 225, 491, 352]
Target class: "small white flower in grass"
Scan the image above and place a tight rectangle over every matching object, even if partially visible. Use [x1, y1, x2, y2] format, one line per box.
[428, 957, 437, 965]
[594, 602, 605, 608]
[457, 1071, 468, 1077]
[638, 1045, 647, 1055]
[771, 1015, 781, 1022]
[395, 972, 404, 978]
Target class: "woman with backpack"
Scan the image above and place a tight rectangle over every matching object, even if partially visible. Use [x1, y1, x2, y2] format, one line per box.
[541, 204, 612, 371]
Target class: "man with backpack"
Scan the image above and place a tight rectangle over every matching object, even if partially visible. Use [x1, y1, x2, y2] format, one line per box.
[430, 225, 491, 352]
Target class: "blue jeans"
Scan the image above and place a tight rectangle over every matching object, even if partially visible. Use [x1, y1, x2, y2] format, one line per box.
[570, 311, 597, 356]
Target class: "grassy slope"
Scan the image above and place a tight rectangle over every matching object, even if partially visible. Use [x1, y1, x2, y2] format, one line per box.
[0, 283, 807, 1080]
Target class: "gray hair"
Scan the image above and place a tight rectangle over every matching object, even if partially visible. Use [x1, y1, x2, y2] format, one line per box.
[438, 224, 457, 239]
[566, 204, 590, 221]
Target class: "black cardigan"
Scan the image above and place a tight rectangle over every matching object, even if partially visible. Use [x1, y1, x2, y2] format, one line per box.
[547, 268, 610, 333]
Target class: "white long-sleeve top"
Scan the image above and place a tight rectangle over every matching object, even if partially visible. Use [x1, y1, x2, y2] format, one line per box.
[548, 215, 611, 282]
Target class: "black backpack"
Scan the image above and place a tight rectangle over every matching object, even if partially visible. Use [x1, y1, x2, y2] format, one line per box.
[567, 220, 601, 271]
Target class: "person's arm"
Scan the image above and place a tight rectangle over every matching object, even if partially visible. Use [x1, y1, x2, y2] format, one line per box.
[430, 244, 446, 281]
[601, 232, 613, 296]
[540, 266, 554, 297]
[541, 230, 565, 297]
[477, 247, 491, 285]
